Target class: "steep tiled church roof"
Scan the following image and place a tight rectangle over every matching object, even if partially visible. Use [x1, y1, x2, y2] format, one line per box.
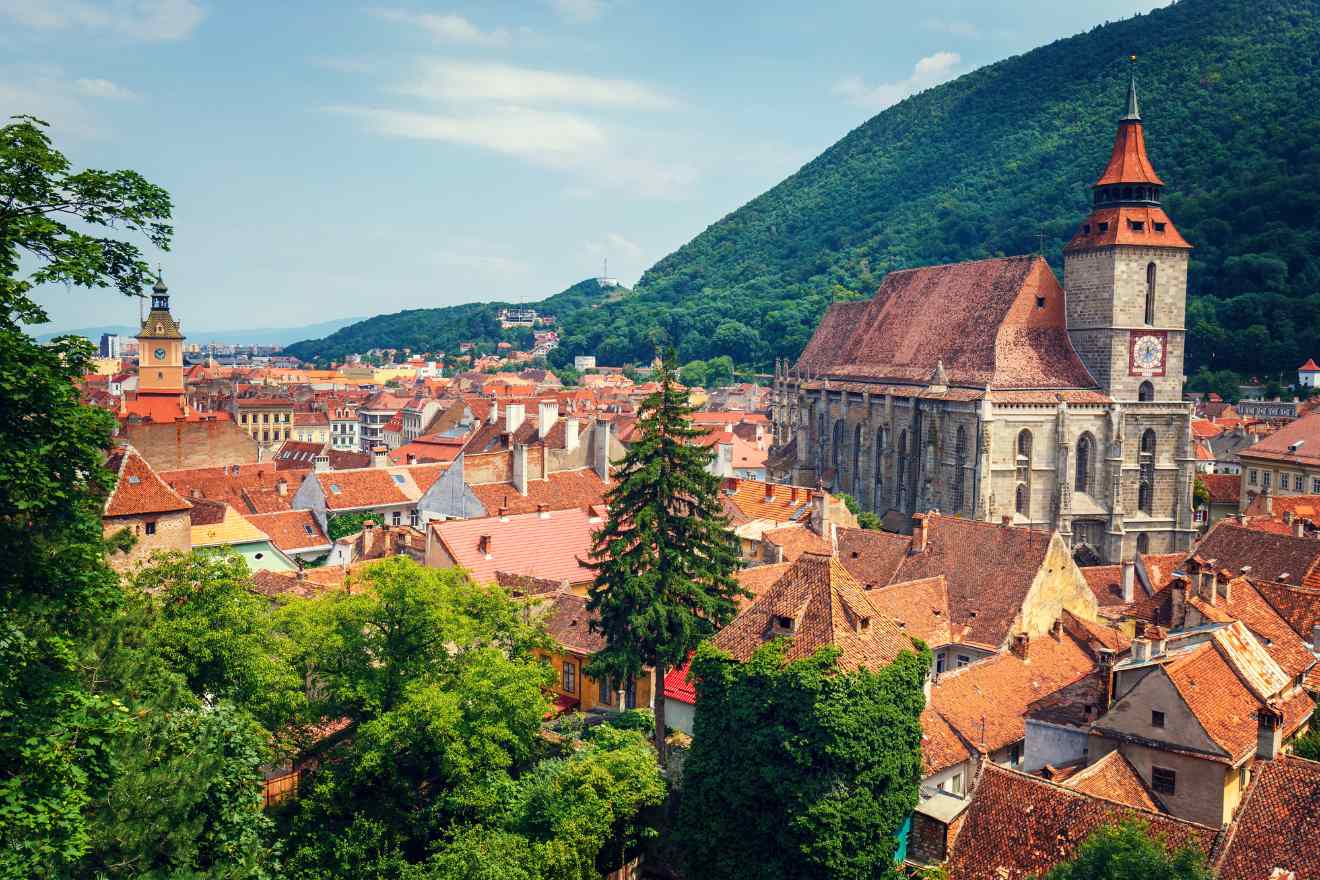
[793, 256, 1096, 391]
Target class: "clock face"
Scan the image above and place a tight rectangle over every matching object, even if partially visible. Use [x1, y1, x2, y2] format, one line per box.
[1128, 331, 1167, 377]
[154, 347, 167, 360]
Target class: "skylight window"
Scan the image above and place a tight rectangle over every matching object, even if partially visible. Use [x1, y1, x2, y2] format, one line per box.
[392, 474, 406, 484]
[330, 483, 342, 494]
[126, 476, 141, 485]
[303, 524, 315, 536]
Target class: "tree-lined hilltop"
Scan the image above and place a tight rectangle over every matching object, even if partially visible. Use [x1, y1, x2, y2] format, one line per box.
[289, 0, 1320, 381]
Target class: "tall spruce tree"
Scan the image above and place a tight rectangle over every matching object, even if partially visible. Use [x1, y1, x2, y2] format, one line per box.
[585, 350, 744, 762]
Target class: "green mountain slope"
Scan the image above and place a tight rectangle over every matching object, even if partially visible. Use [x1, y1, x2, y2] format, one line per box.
[282, 278, 621, 363]
[542, 0, 1320, 377]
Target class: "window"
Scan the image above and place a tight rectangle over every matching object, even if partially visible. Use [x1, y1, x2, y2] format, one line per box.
[391, 510, 401, 526]
[956, 654, 971, 668]
[1145, 262, 1157, 324]
[896, 430, 909, 510]
[1016, 483, 1029, 516]
[303, 524, 315, 537]
[1035, 294, 1046, 308]
[254, 552, 264, 560]
[1139, 430, 1156, 514]
[1016, 429, 1032, 517]
[1152, 709, 1166, 728]
[1281, 473, 1291, 491]
[1262, 470, 1272, 491]
[1151, 766, 1177, 795]
[1098, 221, 1110, 232]
[409, 509, 419, 528]
[1312, 477, 1320, 494]
[831, 419, 844, 471]
[1138, 381, 1155, 402]
[599, 676, 612, 706]
[329, 483, 342, 494]
[1009, 743, 1022, 767]
[874, 426, 886, 502]
[1137, 532, 1150, 554]
[391, 474, 406, 484]
[1249, 469, 1258, 487]
[1129, 220, 1145, 232]
[1075, 433, 1094, 495]
[936, 654, 946, 674]
[953, 426, 967, 513]
[947, 772, 964, 797]
[562, 661, 576, 694]
[144, 520, 157, 536]
[851, 423, 863, 493]
[1154, 222, 1166, 232]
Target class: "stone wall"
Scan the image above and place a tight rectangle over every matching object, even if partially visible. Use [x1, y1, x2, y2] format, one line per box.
[103, 509, 191, 573]
[123, 420, 259, 472]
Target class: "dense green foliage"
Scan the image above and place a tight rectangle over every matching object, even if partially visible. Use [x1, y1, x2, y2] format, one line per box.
[326, 511, 381, 541]
[1293, 727, 1320, 761]
[1039, 819, 1213, 880]
[676, 639, 929, 880]
[292, 0, 1320, 381]
[283, 278, 620, 364]
[585, 353, 744, 761]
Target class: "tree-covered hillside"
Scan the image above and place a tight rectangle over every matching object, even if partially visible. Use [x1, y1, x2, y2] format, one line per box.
[294, 0, 1320, 380]
[282, 277, 621, 363]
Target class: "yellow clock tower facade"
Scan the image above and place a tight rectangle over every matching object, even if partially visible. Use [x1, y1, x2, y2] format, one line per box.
[136, 275, 185, 395]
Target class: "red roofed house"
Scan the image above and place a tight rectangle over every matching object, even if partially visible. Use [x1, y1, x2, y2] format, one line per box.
[534, 591, 652, 716]
[1299, 357, 1320, 389]
[768, 74, 1196, 563]
[424, 506, 600, 592]
[1238, 409, 1320, 510]
[102, 445, 193, 572]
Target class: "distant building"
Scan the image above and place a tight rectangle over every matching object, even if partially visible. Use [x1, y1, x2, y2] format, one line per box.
[1299, 358, 1320, 388]
[1235, 398, 1299, 421]
[1239, 410, 1320, 506]
[574, 355, 597, 371]
[499, 307, 537, 328]
[99, 333, 122, 358]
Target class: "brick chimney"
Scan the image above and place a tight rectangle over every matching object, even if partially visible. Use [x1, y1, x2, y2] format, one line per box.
[479, 534, 493, 558]
[911, 513, 929, 554]
[372, 445, 388, 468]
[538, 399, 558, 438]
[1257, 706, 1283, 760]
[1097, 647, 1117, 708]
[1121, 558, 1136, 603]
[1010, 632, 1030, 661]
[505, 402, 525, 435]
[537, 503, 550, 519]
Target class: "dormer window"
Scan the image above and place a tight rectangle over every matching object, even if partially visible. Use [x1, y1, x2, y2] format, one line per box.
[1035, 295, 1046, 308]
[773, 615, 795, 634]
[1098, 222, 1109, 232]
[857, 616, 872, 634]
[1153, 221, 1166, 232]
[1128, 220, 1144, 232]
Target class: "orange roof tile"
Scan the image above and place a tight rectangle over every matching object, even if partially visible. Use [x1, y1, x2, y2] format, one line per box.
[245, 509, 331, 553]
[719, 477, 817, 524]
[1215, 756, 1320, 880]
[539, 591, 605, 655]
[1061, 750, 1160, 812]
[104, 447, 192, 518]
[469, 468, 609, 516]
[429, 507, 599, 587]
[865, 575, 951, 646]
[921, 705, 973, 776]
[734, 562, 793, 609]
[762, 524, 831, 563]
[314, 463, 447, 511]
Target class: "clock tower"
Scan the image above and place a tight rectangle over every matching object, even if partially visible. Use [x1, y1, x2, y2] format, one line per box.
[1064, 71, 1191, 402]
[136, 273, 185, 395]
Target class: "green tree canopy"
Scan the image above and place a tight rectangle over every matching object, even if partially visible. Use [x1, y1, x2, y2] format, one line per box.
[1039, 819, 1213, 880]
[585, 352, 744, 762]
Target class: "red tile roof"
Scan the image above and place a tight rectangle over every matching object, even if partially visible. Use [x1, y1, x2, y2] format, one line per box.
[795, 255, 1097, 391]
[1094, 115, 1164, 187]
[160, 463, 304, 515]
[1061, 750, 1160, 812]
[245, 510, 330, 553]
[944, 764, 1220, 880]
[469, 468, 608, 516]
[1300, 358, 1320, 372]
[663, 658, 697, 706]
[1199, 473, 1240, 505]
[762, 524, 831, 563]
[921, 705, 973, 777]
[865, 576, 951, 646]
[539, 591, 605, 655]
[711, 552, 915, 672]
[1190, 520, 1320, 587]
[104, 447, 192, 517]
[719, 478, 816, 524]
[1215, 756, 1320, 880]
[314, 463, 447, 511]
[429, 507, 599, 587]
[1239, 411, 1320, 466]
[1064, 204, 1191, 251]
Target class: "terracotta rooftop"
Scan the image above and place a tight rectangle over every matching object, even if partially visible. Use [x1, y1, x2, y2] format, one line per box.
[762, 524, 831, 563]
[429, 506, 599, 587]
[865, 575, 951, 646]
[1189, 519, 1320, 587]
[245, 509, 331, 553]
[313, 463, 447, 511]
[1061, 750, 1161, 812]
[104, 446, 192, 518]
[920, 705, 973, 777]
[249, 566, 352, 599]
[943, 764, 1219, 880]
[1214, 756, 1320, 880]
[794, 255, 1097, 391]
[719, 478, 816, 524]
[160, 464, 305, 515]
[734, 562, 793, 610]
[711, 552, 915, 672]
[664, 658, 697, 706]
[1239, 411, 1320, 465]
[191, 503, 269, 548]
[1300, 358, 1320, 372]
[539, 591, 605, 656]
[469, 468, 609, 516]
[1199, 473, 1241, 505]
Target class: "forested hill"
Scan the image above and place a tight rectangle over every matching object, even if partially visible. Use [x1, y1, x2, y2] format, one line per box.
[544, 0, 1320, 377]
[293, 0, 1320, 380]
[282, 278, 621, 363]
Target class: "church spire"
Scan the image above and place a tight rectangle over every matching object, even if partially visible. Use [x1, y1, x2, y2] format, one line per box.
[1121, 55, 1141, 121]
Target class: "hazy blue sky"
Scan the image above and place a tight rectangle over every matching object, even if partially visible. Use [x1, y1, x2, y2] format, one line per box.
[5, 0, 1168, 334]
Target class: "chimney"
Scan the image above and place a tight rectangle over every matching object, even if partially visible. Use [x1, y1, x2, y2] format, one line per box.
[1297, 519, 1308, 538]
[1144, 624, 1167, 658]
[1131, 637, 1151, 662]
[479, 534, 493, 558]
[911, 513, 929, 554]
[564, 417, 580, 452]
[1257, 707, 1283, 760]
[1121, 559, 1136, 603]
[498, 505, 510, 521]
[764, 483, 775, 502]
[593, 420, 612, 481]
[372, 445, 387, 468]
[1050, 618, 1063, 641]
[537, 502, 550, 519]
[512, 443, 528, 496]
[1219, 571, 1233, 603]
[487, 400, 499, 425]
[1284, 509, 1294, 525]
[810, 491, 827, 536]
[276, 478, 288, 497]
[538, 400, 559, 438]
[505, 402, 525, 435]
[1001, 514, 1013, 527]
[1010, 632, 1030, 661]
[1097, 648, 1117, 708]
[313, 453, 330, 473]
[1264, 491, 1274, 515]
[1170, 577, 1186, 626]
[406, 453, 417, 465]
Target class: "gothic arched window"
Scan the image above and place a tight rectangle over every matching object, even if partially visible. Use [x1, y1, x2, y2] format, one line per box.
[896, 430, 909, 510]
[1075, 433, 1094, 495]
[874, 426, 886, 504]
[1015, 482, 1029, 517]
[1136, 532, 1150, 554]
[1145, 262, 1157, 325]
[1138, 429, 1156, 514]
[1138, 381, 1155, 402]
[1014, 430, 1033, 519]
[851, 423, 864, 492]
[831, 420, 844, 471]
[953, 426, 967, 513]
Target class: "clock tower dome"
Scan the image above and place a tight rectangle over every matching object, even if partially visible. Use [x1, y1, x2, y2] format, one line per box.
[1064, 69, 1192, 402]
[135, 273, 185, 396]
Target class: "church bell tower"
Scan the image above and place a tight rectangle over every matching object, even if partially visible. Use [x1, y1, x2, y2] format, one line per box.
[136, 273, 185, 396]
[1064, 69, 1192, 403]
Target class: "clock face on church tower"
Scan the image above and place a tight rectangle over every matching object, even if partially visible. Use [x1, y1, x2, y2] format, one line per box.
[1129, 331, 1167, 377]
[154, 347, 167, 361]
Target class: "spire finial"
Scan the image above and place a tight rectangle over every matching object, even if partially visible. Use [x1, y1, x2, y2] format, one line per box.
[153, 264, 168, 294]
[1122, 55, 1141, 121]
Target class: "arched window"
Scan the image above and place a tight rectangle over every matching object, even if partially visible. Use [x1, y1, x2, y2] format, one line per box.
[1015, 482, 1029, 517]
[952, 426, 967, 513]
[1136, 532, 1150, 554]
[874, 426, 886, 504]
[924, 426, 938, 495]
[1138, 429, 1156, 514]
[896, 430, 909, 510]
[1145, 262, 1157, 325]
[831, 420, 844, 471]
[1014, 430, 1032, 519]
[851, 423, 864, 492]
[1075, 433, 1094, 495]
[1138, 381, 1155, 402]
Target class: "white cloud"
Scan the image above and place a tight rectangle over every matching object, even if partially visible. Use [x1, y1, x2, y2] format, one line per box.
[0, 67, 125, 137]
[833, 51, 962, 112]
[75, 77, 138, 100]
[400, 59, 677, 110]
[370, 8, 512, 47]
[0, 0, 205, 41]
[548, 0, 603, 23]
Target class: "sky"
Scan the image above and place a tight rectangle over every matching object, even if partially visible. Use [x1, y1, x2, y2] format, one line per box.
[4, 0, 1170, 336]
